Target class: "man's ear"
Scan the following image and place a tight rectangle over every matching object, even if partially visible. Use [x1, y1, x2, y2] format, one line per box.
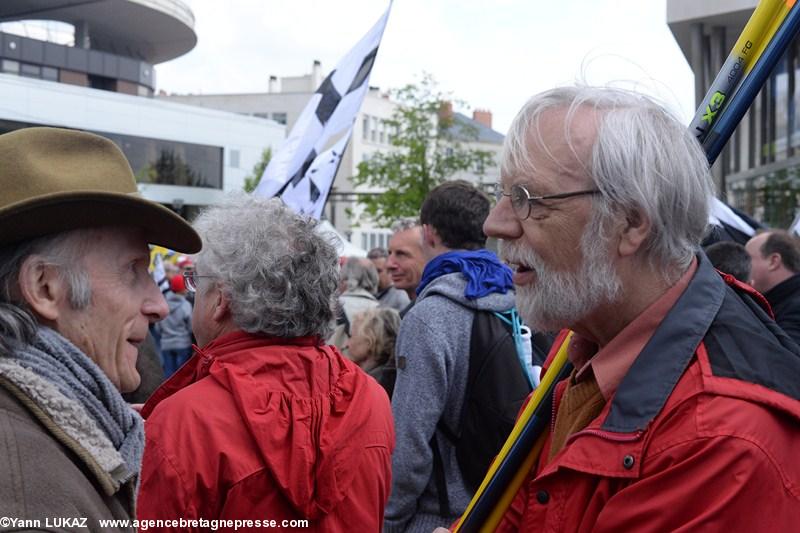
[422, 224, 439, 248]
[767, 252, 784, 271]
[617, 210, 652, 257]
[211, 287, 231, 322]
[17, 256, 68, 321]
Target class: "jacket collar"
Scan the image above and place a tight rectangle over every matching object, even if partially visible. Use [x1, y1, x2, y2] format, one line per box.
[141, 330, 322, 418]
[764, 273, 800, 308]
[601, 253, 725, 433]
[542, 253, 797, 480]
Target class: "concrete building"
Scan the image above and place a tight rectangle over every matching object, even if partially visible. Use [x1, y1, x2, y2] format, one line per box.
[161, 63, 505, 244]
[0, 0, 284, 219]
[668, 0, 800, 227]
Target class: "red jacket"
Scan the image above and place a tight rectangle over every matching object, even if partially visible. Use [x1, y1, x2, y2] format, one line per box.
[138, 331, 394, 532]
[497, 256, 800, 532]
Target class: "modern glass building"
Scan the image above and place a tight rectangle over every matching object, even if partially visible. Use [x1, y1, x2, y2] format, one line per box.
[0, 1, 284, 219]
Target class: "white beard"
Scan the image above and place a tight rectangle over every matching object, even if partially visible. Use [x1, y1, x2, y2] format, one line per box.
[500, 230, 622, 332]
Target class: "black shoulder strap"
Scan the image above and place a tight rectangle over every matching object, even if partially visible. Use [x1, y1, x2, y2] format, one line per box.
[430, 435, 452, 517]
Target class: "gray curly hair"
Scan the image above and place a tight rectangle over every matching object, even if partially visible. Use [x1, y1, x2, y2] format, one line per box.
[192, 194, 339, 339]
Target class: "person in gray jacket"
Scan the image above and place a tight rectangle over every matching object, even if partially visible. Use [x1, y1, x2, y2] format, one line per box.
[0, 127, 200, 529]
[384, 181, 516, 532]
[327, 257, 380, 355]
[155, 274, 194, 376]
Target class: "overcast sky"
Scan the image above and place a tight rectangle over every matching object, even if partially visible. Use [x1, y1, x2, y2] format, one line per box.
[155, 0, 696, 134]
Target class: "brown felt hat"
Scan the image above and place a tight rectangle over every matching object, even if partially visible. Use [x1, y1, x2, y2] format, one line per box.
[0, 127, 201, 253]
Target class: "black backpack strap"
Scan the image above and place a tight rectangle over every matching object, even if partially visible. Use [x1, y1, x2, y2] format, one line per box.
[531, 331, 555, 367]
[430, 435, 452, 518]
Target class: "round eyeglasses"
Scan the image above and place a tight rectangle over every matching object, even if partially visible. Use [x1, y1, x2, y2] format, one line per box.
[182, 270, 216, 293]
[494, 183, 600, 220]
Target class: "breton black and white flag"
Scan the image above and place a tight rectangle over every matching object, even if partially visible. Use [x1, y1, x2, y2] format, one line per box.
[790, 213, 800, 237]
[254, 4, 391, 218]
[280, 132, 350, 219]
[706, 197, 762, 245]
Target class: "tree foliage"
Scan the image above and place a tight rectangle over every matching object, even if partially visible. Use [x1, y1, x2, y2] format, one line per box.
[138, 150, 199, 186]
[243, 147, 273, 193]
[350, 74, 494, 227]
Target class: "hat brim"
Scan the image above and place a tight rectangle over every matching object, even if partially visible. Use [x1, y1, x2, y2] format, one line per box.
[0, 191, 202, 253]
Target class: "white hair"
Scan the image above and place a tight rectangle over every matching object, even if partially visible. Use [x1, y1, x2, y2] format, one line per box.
[341, 257, 379, 294]
[504, 86, 714, 282]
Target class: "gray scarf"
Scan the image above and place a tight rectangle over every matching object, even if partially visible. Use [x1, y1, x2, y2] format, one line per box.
[6, 326, 144, 485]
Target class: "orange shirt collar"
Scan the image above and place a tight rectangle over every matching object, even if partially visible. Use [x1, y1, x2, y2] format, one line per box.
[568, 257, 698, 400]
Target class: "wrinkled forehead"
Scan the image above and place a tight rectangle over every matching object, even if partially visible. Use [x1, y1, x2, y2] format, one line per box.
[501, 104, 601, 189]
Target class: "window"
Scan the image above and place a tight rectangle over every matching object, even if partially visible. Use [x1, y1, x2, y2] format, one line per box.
[98, 132, 223, 189]
[379, 121, 385, 144]
[41, 66, 58, 81]
[271, 112, 287, 125]
[19, 63, 40, 78]
[1, 59, 19, 74]
[362, 115, 369, 140]
[0, 119, 224, 189]
[229, 149, 240, 168]
[361, 231, 391, 251]
[371, 117, 377, 142]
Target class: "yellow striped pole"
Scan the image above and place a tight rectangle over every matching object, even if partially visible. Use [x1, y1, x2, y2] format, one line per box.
[746, 0, 796, 73]
[453, 333, 573, 532]
[690, 0, 790, 142]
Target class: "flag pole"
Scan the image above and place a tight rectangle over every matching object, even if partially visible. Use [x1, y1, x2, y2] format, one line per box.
[703, 2, 800, 164]
[314, 130, 354, 221]
[689, 0, 788, 143]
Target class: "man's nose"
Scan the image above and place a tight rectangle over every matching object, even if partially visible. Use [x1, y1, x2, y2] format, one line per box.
[484, 196, 522, 240]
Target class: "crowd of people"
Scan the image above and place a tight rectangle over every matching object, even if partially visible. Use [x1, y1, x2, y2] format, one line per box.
[1, 84, 800, 533]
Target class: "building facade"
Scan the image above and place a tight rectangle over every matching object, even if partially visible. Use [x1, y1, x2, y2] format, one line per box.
[161, 62, 505, 243]
[669, 0, 800, 227]
[0, 1, 284, 219]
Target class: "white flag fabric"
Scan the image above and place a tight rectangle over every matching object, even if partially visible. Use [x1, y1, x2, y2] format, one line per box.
[254, 3, 392, 220]
[150, 253, 170, 294]
[708, 197, 757, 237]
[279, 131, 351, 219]
[789, 212, 800, 237]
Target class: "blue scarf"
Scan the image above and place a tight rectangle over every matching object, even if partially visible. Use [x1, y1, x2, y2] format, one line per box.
[417, 249, 514, 300]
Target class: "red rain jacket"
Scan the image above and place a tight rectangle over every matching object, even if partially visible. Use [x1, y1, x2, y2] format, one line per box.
[497, 257, 800, 532]
[138, 331, 394, 532]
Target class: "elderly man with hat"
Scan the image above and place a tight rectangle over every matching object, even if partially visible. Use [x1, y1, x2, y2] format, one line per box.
[0, 127, 200, 526]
